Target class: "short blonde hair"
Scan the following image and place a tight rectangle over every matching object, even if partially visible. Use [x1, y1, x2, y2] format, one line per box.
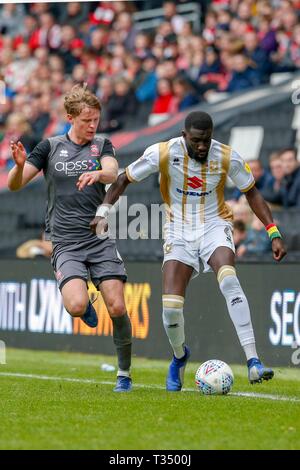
[64, 83, 101, 117]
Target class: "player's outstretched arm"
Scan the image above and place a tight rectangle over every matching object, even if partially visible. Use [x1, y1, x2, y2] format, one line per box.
[77, 156, 119, 190]
[245, 186, 287, 262]
[8, 141, 39, 191]
[90, 171, 131, 234]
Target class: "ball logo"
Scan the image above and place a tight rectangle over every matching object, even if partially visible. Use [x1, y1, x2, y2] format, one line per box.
[204, 364, 216, 375]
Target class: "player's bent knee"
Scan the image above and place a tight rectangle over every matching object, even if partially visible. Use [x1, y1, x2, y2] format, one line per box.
[217, 265, 246, 301]
[65, 299, 87, 317]
[106, 299, 126, 317]
[162, 294, 185, 322]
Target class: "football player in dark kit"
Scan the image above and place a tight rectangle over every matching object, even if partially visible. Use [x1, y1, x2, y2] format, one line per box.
[8, 84, 132, 392]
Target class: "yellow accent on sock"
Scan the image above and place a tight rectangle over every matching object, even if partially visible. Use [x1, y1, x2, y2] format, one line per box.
[162, 294, 184, 309]
[217, 265, 236, 284]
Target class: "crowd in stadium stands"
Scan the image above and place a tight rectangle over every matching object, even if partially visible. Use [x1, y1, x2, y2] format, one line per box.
[0, 0, 300, 207]
[227, 147, 300, 255]
[227, 148, 300, 208]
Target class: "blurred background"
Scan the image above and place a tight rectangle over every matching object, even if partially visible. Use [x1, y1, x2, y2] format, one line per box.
[0, 0, 300, 262]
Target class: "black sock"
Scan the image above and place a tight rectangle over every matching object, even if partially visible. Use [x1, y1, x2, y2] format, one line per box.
[111, 313, 132, 373]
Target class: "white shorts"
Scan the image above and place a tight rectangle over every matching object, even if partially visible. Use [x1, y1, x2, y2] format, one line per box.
[162, 221, 235, 278]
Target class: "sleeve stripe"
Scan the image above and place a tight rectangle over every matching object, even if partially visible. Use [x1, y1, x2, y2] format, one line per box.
[240, 180, 255, 193]
[125, 167, 137, 183]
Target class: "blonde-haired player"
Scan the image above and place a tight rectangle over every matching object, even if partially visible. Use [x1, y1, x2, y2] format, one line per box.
[8, 84, 132, 392]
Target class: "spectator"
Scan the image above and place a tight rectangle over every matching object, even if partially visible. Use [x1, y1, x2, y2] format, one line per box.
[151, 78, 176, 114]
[16, 231, 52, 259]
[0, 112, 37, 171]
[113, 11, 138, 52]
[0, 3, 25, 37]
[57, 25, 81, 74]
[243, 30, 272, 82]
[102, 77, 138, 132]
[0, 0, 299, 159]
[172, 77, 199, 111]
[226, 53, 262, 92]
[198, 45, 223, 93]
[260, 151, 285, 206]
[135, 54, 158, 103]
[29, 12, 61, 50]
[89, 27, 109, 55]
[44, 97, 71, 138]
[59, 2, 90, 28]
[280, 148, 300, 207]
[233, 219, 247, 255]
[232, 201, 253, 228]
[230, 159, 273, 201]
[5, 43, 38, 92]
[134, 32, 153, 59]
[125, 55, 145, 90]
[235, 216, 271, 258]
[257, 16, 278, 55]
[96, 76, 114, 130]
[162, 1, 185, 35]
[28, 96, 50, 139]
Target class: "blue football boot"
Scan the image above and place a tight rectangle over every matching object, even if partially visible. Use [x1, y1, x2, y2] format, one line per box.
[114, 376, 132, 392]
[247, 357, 274, 384]
[81, 301, 98, 328]
[166, 346, 190, 391]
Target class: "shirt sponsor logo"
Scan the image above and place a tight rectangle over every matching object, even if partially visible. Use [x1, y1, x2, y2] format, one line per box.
[187, 176, 203, 189]
[176, 188, 213, 197]
[54, 159, 101, 175]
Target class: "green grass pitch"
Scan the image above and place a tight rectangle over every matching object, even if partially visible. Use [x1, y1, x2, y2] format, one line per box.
[0, 348, 299, 450]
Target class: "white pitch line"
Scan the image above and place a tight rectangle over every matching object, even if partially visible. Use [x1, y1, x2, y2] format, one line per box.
[0, 372, 299, 403]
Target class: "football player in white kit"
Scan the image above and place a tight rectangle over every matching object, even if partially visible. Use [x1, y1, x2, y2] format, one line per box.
[85, 111, 286, 391]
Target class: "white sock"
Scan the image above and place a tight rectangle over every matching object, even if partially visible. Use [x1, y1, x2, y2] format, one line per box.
[218, 266, 258, 361]
[243, 344, 258, 361]
[117, 369, 130, 378]
[162, 295, 185, 358]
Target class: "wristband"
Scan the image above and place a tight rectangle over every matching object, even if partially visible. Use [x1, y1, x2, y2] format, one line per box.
[265, 223, 282, 241]
[96, 205, 110, 218]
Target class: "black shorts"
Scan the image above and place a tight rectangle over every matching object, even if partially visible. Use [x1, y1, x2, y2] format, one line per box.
[51, 237, 127, 290]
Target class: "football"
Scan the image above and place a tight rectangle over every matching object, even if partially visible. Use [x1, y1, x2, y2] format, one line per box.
[195, 360, 234, 395]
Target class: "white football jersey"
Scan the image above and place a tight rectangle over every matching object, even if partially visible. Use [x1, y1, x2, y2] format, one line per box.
[126, 137, 255, 238]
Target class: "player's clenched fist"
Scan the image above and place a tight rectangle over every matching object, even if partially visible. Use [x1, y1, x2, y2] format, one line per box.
[271, 238, 287, 262]
[10, 141, 26, 167]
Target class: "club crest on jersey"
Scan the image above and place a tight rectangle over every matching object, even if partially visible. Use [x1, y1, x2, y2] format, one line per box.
[164, 243, 173, 254]
[90, 144, 100, 157]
